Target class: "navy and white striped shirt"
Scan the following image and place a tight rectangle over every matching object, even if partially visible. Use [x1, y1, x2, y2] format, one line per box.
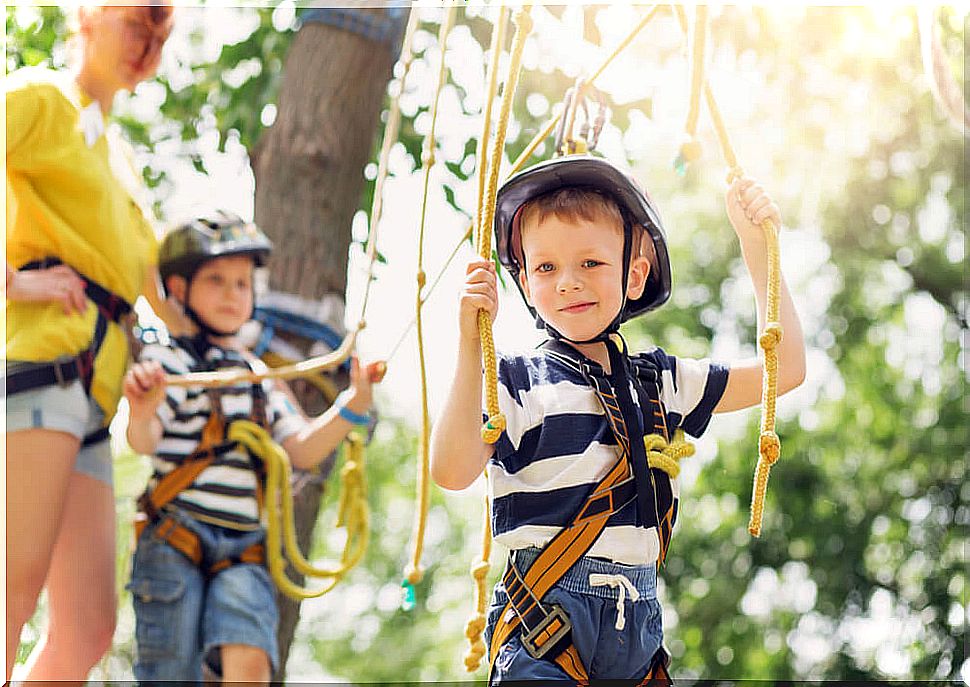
[140, 340, 307, 531]
[487, 346, 728, 565]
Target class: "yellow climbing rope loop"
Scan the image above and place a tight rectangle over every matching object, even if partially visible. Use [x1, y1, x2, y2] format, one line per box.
[672, 4, 784, 536]
[228, 421, 369, 601]
[407, 5, 457, 589]
[644, 429, 695, 478]
[478, 5, 533, 445]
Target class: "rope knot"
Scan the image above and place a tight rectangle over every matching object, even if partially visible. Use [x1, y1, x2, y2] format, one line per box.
[759, 431, 781, 464]
[759, 323, 783, 350]
[463, 612, 487, 671]
[680, 138, 703, 163]
[470, 559, 490, 581]
[404, 563, 424, 586]
[481, 412, 506, 444]
[514, 8, 534, 34]
[421, 149, 435, 167]
[416, 270, 427, 288]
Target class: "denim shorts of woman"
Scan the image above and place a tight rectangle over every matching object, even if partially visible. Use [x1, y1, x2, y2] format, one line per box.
[127, 510, 279, 682]
[485, 547, 664, 683]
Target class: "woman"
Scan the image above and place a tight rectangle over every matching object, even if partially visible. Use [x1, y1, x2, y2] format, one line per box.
[5, 3, 179, 679]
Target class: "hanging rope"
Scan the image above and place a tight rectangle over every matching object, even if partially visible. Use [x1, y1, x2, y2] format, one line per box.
[478, 5, 534, 445]
[674, 4, 708, 175]
[917, 6, 970, 134]
[403, 6, 457, 600]
[672, 4, 783, 537]
[461, 4, 509, 671]
[229, 421, 369, 600]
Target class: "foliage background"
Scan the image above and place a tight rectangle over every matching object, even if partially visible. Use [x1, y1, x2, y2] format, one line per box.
[6, 4, 966, 682]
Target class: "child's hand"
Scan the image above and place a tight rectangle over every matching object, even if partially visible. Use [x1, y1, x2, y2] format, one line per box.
[123, 360, 167, 419]
[725, 176, 781, 246]
[460, 259, 499, 342]
[344, 356, 374, 416]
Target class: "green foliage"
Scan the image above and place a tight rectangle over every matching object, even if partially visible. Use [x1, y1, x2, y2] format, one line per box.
[7, 4, 966, 682]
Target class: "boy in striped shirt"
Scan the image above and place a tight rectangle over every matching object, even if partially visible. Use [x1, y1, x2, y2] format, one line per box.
[431, 156, 805, 682]
[123, 212, 375, 684]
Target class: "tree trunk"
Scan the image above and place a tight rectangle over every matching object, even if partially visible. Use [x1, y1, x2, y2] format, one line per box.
[251, 8, 406, 680]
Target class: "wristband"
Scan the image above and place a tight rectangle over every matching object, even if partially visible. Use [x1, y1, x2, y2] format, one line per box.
[335, 393, 370, 426]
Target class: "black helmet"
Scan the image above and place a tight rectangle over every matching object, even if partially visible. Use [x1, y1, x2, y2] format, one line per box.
[159, 210, 273, 293]
[494, 156, 671, 337]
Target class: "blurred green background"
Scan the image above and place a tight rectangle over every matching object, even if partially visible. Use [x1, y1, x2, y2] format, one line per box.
[6, 4, 966, 683]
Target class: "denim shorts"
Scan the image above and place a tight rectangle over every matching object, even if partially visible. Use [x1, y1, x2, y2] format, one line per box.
[5, 372, 113, 486]
[485, 547, 664, 683]
[127, 511, 279, 682]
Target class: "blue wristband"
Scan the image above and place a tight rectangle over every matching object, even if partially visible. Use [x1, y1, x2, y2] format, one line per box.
[337, 402, 370, 426]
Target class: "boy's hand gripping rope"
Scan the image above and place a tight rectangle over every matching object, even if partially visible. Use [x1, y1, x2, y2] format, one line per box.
[672, 4, 784, 537]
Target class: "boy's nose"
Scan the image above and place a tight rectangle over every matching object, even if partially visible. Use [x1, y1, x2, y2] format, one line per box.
[556, 272, 583, 293]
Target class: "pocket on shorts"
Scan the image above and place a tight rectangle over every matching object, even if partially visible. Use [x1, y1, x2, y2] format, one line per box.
[127, 574, 186, 658]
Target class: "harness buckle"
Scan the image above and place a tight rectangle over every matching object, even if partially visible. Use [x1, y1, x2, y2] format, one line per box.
[521, 603, 573, 660]
[52, 359, 73, 388]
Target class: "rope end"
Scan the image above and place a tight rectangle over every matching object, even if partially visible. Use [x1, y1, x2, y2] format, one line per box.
[759, 431, 781, 464]
[481, 413, 506, 444]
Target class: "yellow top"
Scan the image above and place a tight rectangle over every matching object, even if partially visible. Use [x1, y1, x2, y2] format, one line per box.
[5, 68, 158, 422]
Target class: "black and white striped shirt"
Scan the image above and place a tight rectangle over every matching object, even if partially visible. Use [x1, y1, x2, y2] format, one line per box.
[487, 346, 728, 565]
[141, 339, 306, 531]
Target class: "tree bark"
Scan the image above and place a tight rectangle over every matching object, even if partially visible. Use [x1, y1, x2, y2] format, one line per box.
[251, 8, 406, 680]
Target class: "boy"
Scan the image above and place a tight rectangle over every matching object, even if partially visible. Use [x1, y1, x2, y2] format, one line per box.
[123, 211, 375, 684]
[430, 156, 806, 682]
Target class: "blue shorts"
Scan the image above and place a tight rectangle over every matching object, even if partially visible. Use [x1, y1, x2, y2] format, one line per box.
[5, 373, 113, 486]
[485, 547, 664, 683]
[127, 511, 279, 682]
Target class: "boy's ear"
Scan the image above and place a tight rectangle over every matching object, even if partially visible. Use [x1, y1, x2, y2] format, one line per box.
[165, 274, 188, 304]
[626, 255, 651, 300]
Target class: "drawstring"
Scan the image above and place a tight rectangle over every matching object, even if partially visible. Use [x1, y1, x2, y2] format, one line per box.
[589, 572, 640, 631]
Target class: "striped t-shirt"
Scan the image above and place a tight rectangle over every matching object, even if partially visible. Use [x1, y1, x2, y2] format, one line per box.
[140, 338, 307, 531]
[487, 345, 728, 566]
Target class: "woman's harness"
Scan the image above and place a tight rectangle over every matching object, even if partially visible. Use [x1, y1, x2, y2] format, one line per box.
[5, 257, 133, 446]
[488, 340, 686, 684]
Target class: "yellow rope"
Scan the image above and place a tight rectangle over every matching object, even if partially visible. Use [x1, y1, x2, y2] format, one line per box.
[260, 350, 339, 403]
[407, 6, 457, 589]
[462, 477, 493, 672]
[644, 429, 695, 478]
[228, 421, 369, 600]
[676, 4, 707, 169]
[475, 6, 510, 252]
[672, 4, 783, 537]
[478, 5, 533, 445]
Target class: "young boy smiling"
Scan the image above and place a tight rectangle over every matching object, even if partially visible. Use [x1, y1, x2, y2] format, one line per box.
[124, 212, 374, 684]
[431, 156, 805, 682]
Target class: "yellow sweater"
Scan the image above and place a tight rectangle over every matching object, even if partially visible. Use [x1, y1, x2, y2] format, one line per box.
[6, 68, 157, 422]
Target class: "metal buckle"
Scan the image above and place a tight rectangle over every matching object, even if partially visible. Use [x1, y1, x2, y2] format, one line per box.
[52, 359, 72, 388]
[521, 603, 572, 660]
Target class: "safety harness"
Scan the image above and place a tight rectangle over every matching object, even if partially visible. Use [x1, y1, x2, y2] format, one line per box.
[134, 344, 270, 577]
[488, 338, 681, 684]
[5, 257, 133, 446]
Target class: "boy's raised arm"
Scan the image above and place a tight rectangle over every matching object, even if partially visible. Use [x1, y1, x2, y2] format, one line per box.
[716, 176, 807, 413]
[430, 259, 498, 491]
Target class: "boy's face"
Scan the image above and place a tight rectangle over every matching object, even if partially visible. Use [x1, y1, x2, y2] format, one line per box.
[518, 213, 650, 342]
[184, 254, 255, 335]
